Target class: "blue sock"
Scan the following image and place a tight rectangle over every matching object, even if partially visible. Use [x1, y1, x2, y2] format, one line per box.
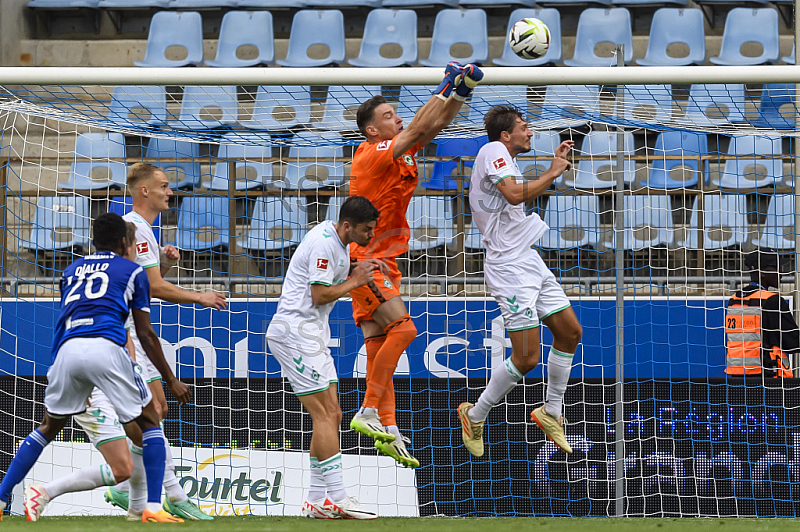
[0, 429, 49, 502]
[141, 427, 166, 504]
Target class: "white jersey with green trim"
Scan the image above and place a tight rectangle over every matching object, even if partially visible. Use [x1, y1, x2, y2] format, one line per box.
[266, 220, 351, 355]
[122, 211, 160, 271]
[469, 141, 549, 263]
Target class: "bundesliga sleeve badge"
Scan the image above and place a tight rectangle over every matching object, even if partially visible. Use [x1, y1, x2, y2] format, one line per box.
[316, 258, 329, 270]
[136, 242, 149, 256]
[492, 157, 508, 171]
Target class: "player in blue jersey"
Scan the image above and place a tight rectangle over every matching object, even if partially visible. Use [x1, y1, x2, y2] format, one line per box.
[0, 213, 191, 523]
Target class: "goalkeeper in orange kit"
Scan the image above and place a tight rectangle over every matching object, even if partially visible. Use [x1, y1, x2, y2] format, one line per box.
[347, 62, 484, 468]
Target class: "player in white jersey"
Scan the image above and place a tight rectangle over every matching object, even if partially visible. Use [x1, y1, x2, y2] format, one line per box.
[459, 105, 582, 457]
[267, 196, 383, 520]
[106, 163, 226, 520]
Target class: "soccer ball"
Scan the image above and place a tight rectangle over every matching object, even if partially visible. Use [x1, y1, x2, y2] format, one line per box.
[508, 18, 551, 60]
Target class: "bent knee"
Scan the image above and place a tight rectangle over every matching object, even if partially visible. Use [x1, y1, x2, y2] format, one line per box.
[111, 461, 133, 483]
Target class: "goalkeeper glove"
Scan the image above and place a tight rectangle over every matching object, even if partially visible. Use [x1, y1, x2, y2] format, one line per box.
[453, 63, 484, 101]
[433, 61, 464, 100]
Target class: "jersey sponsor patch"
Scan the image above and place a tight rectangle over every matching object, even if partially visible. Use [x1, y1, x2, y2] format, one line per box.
[316, 258, 329, 270]
[376, 139, 391, 151]
[136, 242, 150, 256]
[492, 157, 508, 171]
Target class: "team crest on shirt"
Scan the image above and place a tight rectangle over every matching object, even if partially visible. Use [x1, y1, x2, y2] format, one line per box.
[316, 258, 329, 270]
[402, 154, 414, 166]
[377, 140, 391, 151]
[136, 242, 149, 256]
[492, 157, 508, 171]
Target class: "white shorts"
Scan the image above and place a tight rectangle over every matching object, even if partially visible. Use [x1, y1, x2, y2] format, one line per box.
[267, 337, 338, 396]
[45, 337, 153, 424]
[485, 249, 571, 332]
[73, 387, 126, 448]
[133, 337, 162, 383]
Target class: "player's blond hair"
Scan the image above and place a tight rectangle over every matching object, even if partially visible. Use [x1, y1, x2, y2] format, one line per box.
[127, 162, 162, 194]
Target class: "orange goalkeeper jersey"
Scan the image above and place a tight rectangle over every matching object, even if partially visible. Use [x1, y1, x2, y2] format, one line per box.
[350, 135, 422, 264]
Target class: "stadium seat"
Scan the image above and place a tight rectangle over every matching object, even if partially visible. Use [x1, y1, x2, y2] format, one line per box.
[529, 85, 601, 130]
[205, 11, 275, 67]
[324, 195, 347, 221]
[783, 43, 795, 64]
[569, 130, 635, 189]
[209, 134, 274, 190]
[539, 194, 600, 250]
[176, 196, 230, 251]
[60, 132, 128, 190]
[613, 0, 686, 5]
[241, 85, 312, 130]
[757, 194, 794, 250]
[494, 8, 561, 67]
[636, 8, 705, 66]
[406, 196, 454, 251]
[517, 130, 560, 181]
[237, 0, 306, 7]
[107, 196, 162, 242]
[25, 196, 91, 251]
[282, 131, 345, 189]
[382, 0, 458, 8]
[646, 131, 708, 189]
[396, 85, 435, 121]
[683, 194, 749, 250]
[133, 11, 203, 68]
[467, 85, 528, 125]
[419, 9, 489, 67]
[713, 135, 783, 190]
[276, 10, 346, 67]
[106, 85, 166, 129]
[145, 137, 202, 189]
[28, 0, 99, 6]
[98, 0, 169, 6]
[305, 0, 380, 7]
[621, 84, 673, 125]
[710, 8, 780, 66]
[244, 196, 308, 251]
[534, 0, 610, 4]
[174, 85, 239, 130]
[621, 195, 673, 250]
[425, 136, 487, 190]
[348, 9, 418, 67]
[318, 86, 382, 131]
[677, 84, 746, 127]
[563, 8, 633, 67]
[463, 221, 483, 251]
[168, 0, 237, 7]
[750, 84, 795, 129]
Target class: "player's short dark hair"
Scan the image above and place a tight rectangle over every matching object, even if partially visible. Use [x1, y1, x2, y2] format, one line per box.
[339, 196, 380, 226]
[356, 95, 389, 138]
[93, 212, 128, 252]
[484, 105, 526, 142]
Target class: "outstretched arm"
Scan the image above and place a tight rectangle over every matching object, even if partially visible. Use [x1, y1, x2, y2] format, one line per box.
[145, 264, 227, 310]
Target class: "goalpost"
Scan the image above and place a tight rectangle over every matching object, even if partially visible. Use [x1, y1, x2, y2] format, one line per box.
[0, 65, 800, 518]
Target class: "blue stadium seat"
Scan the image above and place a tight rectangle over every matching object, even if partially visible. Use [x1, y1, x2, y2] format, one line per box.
[621, 195, 673, 250]
[677, 84, 746, 127]
[750, 84, 795, 129]
[713, 135, 783, 190]
[621, 84, 673, 125]
[758, 194, 794, 250]
[683, 194, 749, 250]
[98, 1, 169, 6]
[176, 196, 230, 251]
[647, 131, 708, 189]
[517, 130, 560, 181]
[382, 0, 457, 7]
[238, 0, 306, 7]
[324, 195, 347, 222]
[539, 195, 600, 250]
[783, 43, 794, 64]
[613, 0, 685, 4]
[494, 8, 561, 67]
[419, 9, 489, 67]
[61, 132, 128, 190]
[467, 85, 528, 124]
[277, 10, 346, 67]
[108, 196, 162, 242]
[133, 11, 203, 67]
[106, 85, 166, 129]
[529, 85, 601, 130]
[637, 8, 705, 66]
[210, 134, 274, 190]
[710, 8, 780, 65]
[396, 85, 435, 121]
[205, 11, 274, 67]
[570, 130, 635, 189]
[463, 221, 483, 251]
[305, 0, 380, 7]
[25, 196, 91, 251]
[282, 131, 345, 189]
[563, 8, 633, 67]
[174, 86, 239, 130]
[146, 137, 202, 189]
[28, 0, 99, 6]
[425, 136, 487, 190]
[318, 86, 382, 131]
[244, 197, 308, 251]
[241, 86, 312, 130]
[169, 0, 237, 7]
[406, 196, 454, 251]
[348, 9, 418, 67]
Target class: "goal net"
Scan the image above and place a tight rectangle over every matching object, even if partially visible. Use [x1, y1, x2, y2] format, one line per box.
[0, 66, 799, 518]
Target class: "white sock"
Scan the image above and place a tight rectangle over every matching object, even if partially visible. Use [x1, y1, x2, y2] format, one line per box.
[358, 407, 377, 417]
[146, 502, 162, 513]
[545, 348, 574, 418]
[308, 457, 325, 502]
[385, 425, 402, 440]
[162, 436, 187, 503]
[128, 444, 148, 514]
[114, 479, 130, 494]
[320, 453, 346, 502]
[469, 357, 524, 423]
[43, 464, 116, 499]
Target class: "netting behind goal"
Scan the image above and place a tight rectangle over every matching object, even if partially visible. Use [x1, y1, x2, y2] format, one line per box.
[1, 71, 800, 518]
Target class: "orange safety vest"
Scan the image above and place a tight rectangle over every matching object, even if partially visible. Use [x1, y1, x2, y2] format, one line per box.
[725, 289, 793, 378]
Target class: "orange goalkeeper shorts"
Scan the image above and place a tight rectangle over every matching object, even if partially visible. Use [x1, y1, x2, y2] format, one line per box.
[351, 260, 402, 327]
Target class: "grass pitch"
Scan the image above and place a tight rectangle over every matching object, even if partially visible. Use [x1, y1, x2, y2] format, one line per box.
[0, 517, 797, 532]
